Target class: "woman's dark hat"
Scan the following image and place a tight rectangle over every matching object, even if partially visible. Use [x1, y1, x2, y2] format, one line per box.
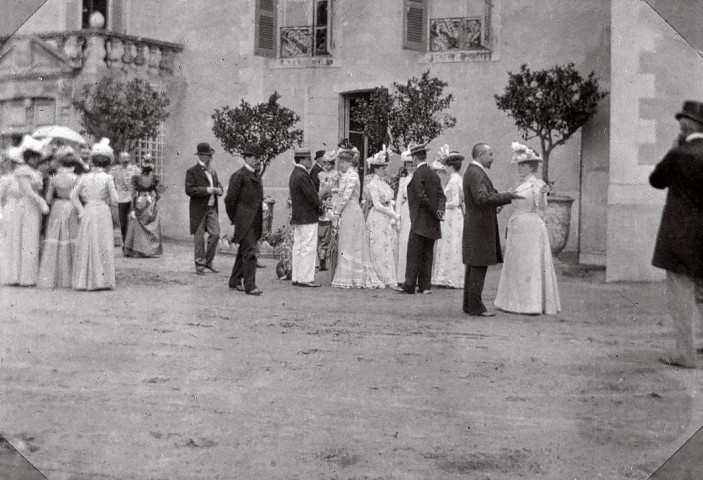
[675, 101, 703, 125]
[195, 142, 215, 155]
[242, 143, 263, 157]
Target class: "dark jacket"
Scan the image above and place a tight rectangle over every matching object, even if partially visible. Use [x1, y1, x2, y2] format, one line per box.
[407, 163, 446, 240]
[289, 164, 322, 225]
[224, 165, 264, 243]
[462, 163, 514, 266]
[309, 162, 323, 191]
[185, 163, 221, 235]
[651, 137, 703, 278]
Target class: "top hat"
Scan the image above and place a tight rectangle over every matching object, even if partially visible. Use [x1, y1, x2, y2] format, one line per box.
[294, 148, 311, 159]
[410, 143, 428, 156]
[675, 101, 703, 125]
[242, 143, 263, 157]
[314, 149, 326, 160]
[195, 142, 215, 156]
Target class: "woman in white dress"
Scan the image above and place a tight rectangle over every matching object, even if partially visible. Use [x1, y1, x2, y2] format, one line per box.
[432, 148, 465, 288]
[3, 137, 51, 286]
[0, 147, 23, 285]
[71, 138, 119, 291]
[38, 147, 80, 288]
[365, 148, 401, 288]
[331, 147, 383, 289]
[494, 142, 561, 315]
[394, 150, 415, 286]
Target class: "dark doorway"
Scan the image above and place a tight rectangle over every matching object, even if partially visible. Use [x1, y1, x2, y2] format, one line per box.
[343, 90, 381, 199]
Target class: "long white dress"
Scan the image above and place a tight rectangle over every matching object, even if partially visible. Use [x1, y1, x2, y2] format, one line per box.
[432, 171, 464, 288]
[0, 173, 21, 285]
[394, 173, 413, 285]
[331, 170, 383, 289]
[71, 169, 119, 291]
[3, 165, 47, 286]
[365, 175, 398, 287]
[494, 174, 561, 314]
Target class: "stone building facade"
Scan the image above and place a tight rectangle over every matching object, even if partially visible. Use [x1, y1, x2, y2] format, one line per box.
[1, 0, 699, 281]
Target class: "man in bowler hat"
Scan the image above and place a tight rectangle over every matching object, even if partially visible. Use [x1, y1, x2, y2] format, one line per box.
[462, 143, 522, 316]
[185, 142, 223, 275]
[400, 143, 446, 294]
[225, 143, 265, 296]
[289, 148, 323, 287]
[651, 100, 703, 368]
[309, 149, 326, 191]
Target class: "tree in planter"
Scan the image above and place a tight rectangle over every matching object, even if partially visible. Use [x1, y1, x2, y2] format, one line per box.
[351, 70, 457, 155]
[73, 76, 170, 153]
[494, 63, 608, 187]
[211, 92, 303, 176]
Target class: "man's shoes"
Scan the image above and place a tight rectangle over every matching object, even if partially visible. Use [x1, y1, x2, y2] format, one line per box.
[292, 281, 299, 286]
[256, 260, 266, 269]
[659, 354, 696, 369]
[229, 284, 245, 292]
[195, 268, 205, 276]
[246, 288, 263, 296]
[204, 264, 220, 273]
[420, 289, 432, 295]
[297, 281, 321, 287]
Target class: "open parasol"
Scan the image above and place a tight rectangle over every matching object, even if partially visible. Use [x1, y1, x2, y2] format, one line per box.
[32, 125, 86, 145]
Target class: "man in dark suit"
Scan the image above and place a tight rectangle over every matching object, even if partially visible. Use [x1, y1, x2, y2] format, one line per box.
[289, 148, 323, 287]
[185, 142, 223, 275]
[463, 143, 522, 316]
[401, 143, 446, 294]
[309, 149, 325, 191]
[225, 143, 265, 296]
[651, 101, 703, 368]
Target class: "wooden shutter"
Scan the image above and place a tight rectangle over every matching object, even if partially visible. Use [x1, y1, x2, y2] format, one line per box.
[403, 0, 427, 52]
[110, 0, 125, 33]
[65, 0, 81, 30]
[255, 0, 278, 57]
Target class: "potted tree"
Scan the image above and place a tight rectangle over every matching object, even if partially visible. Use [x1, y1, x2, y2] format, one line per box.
[494, 63, 608, 256]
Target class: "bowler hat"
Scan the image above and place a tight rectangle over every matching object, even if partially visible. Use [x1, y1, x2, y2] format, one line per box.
[195, 142, 215, 155]
[294, 148, 311, 159]
[242, 143, 263, 157]
[315, 149, 326, 160]
[410, 143, 428, 156]
[675, 101, 703, 125]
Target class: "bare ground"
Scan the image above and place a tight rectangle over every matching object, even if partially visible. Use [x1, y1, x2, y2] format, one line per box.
[1, 240, 702, 480]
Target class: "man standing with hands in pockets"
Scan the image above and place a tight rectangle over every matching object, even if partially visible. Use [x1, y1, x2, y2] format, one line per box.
[225, 143, 265, 296]
[462, 143, 523, 316]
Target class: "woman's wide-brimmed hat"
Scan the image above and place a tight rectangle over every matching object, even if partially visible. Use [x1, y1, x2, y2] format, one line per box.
[337, 147, 359, 162]
[367, 145, 390, 167]
[320, 150, 337, 164]
[19, 135, 51, 158]
[436, 144, 465, 163]
[510, 141, 542, 163]
[4, 146, 24, 164]
[141, 153, 155, 168]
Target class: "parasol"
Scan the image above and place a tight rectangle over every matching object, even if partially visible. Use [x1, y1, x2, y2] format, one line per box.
[32, 125, 86, 145]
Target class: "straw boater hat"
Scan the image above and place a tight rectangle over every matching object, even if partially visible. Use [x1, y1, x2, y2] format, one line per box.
[409, 142, 428, 156]
[510, 142, 542, 163]
[91, 138, 114, 161]
[294, 148, 311, 160]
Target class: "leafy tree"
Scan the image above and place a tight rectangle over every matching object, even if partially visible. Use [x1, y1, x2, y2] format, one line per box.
[494, 63, 608, 186]
[352, 70, 457, 154]
[211, 92, 303, 176]
[73, 76, 170, 153]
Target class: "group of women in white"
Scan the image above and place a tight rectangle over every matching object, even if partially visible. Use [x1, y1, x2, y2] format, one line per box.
[0, 136, 120, 291]
[319, 140, 560, 315]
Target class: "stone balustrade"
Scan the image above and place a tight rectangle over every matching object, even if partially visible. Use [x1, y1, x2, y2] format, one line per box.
[34, 30, 183, 75]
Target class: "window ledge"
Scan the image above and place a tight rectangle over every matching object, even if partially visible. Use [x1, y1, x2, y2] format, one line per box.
[420, 49, 494, 63]
[269, 56, 339, 69]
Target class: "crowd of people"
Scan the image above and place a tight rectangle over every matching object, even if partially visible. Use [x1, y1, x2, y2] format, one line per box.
[187, 137, 562, 316]
[0, 134, 163, 291]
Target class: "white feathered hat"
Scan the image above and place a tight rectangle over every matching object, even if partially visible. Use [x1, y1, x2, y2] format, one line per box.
[90, 137, 114, 161]
[510, 141, 542, 163]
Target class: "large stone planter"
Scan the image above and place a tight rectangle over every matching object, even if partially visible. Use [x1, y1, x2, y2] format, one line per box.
[544, 194, 575, 257]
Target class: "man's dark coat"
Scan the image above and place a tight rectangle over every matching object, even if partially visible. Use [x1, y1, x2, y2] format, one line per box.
[407, 163, 446, 240]
[224, 166, 264, 243]
[289, 165, 322, 225]
[185, 163, 221, 235]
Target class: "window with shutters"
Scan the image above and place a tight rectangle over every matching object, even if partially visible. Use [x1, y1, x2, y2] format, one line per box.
[404, 0, 500, 62]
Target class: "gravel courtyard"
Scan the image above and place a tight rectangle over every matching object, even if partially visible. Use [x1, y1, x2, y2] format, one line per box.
[1, 240, 702, 480]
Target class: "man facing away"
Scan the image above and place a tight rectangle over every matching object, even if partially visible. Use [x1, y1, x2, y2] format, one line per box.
[225, 143, 265, 296]
[113, 151, 141, 244]
[462, 143, 522, 316]
[289, 148, 323, 287]
[651, 100, 703, 368]
[185, 142, 223, 275]
[309, 149, 325, 191]
[401, 143, 446, 294]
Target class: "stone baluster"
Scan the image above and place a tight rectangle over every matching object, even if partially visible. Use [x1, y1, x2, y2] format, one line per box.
[121, 40, 135, 66]
[106, 37, 124, 69]
[134, 43, 147, 68]
[147, 45, 162, 73]
[159, 48, 175, 74]
[62, 34, 84, 68]
[82, 34, 105, 74]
